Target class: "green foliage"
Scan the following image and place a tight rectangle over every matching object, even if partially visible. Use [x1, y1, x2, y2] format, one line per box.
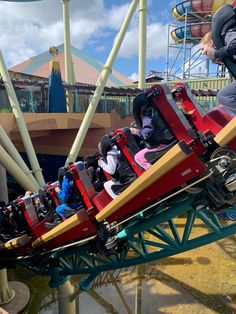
[0, 107, 12, 113]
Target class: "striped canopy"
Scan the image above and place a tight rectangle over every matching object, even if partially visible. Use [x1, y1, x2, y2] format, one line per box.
[10, 44, 131, 87]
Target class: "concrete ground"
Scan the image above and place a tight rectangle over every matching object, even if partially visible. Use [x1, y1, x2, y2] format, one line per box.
[5, 218, 236, 313]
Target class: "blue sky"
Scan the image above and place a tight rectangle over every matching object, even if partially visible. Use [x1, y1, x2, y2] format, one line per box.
[0, 0, 205, 81]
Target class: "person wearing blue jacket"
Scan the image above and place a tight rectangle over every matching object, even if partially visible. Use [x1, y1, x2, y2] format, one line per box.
[55, 173, 82, 219]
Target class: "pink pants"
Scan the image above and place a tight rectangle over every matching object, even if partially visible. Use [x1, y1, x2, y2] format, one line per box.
[134, 144, 167, 170]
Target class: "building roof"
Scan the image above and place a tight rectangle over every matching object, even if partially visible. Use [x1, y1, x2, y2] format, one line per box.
[9, 43, 131, 87]
[133, 70, 164, 84]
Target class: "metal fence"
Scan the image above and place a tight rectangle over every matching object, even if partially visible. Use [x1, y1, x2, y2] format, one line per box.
[0, 77, 231, 115]
[125, 77, 232, 113]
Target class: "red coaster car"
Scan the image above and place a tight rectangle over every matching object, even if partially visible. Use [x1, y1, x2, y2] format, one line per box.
[0, 83, 235, 257]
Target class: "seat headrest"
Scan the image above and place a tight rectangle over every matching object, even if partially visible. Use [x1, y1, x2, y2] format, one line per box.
[211, 4, 236, 79]
[212, 5, 236, 49]
[132, 92, 149, 129]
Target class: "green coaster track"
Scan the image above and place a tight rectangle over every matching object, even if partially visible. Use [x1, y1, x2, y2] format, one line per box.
[15, 193, 236, 290]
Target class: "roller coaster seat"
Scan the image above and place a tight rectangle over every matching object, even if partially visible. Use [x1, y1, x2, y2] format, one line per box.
[108, 133, 138, 194]
[132, 87, 183, 165]
[84, 154, 105, 192]
[171, 83, 205, 130]
[202, 104, 235, 134]
[37, 182, 65, 232]
[0, 204, 15, 242]
[144, 141, 177, 164]
[7, 200, 32, 237]
[38, 182, 61, 214]
[0, 195, 49, 241]
[66, 162, 97, 216]
[171, 83, 234, 135]
[58, 166, 81, 203]
[111, 127, 140, 154]
[148, 85, 197, 143]
[18, 195, 40, 227]
[91, 134, 138, 206]
[110, 128, 144, 177]
[133, 85, 194, 164]
[133, 91, 176, 148]
[92, 188, 113, 212]
[211, 4, 236, 79]
[15, 194, 56, 237]
[60, 161, 116, 216]
[74, 162, 96, 200]
[101, 133, 137, 184]
[109, 87, 197, 172]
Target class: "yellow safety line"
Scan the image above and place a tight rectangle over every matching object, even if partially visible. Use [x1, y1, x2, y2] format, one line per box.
[32, 213, 83, 248]
[214, 116, 236, 147]
[0, 234, 30, 250]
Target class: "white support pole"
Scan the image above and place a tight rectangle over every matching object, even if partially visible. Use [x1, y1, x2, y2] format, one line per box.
[0, 165, 15, 306]
[0, 50, 45, 187]
[0, 164, 8, 204]
[0, 269, 15, 306]
[62, 0, 75, 113]
[138, 0, 147, 89]
[0, 146, 39, 192]
[66, 0, 139, 164]
[57, 279, 76, 314]
[135, 265, 142, 314]
[0, 125, 40, 189]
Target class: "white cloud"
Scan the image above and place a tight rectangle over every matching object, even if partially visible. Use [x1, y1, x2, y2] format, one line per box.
[118, 22, 169, 60]
[129, 72, 138, 82]
[0, 0, 170, 73]
[95, 46, 106, 53]
[106, 3, 130, 30]
[0, 0, 138, 67]
[169, 1, 178, 8]
[161, 9, 170, 21]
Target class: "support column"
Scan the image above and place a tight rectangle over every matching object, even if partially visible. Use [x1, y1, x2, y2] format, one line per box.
[138, 0, 147, 89]
[0, 165, 14, 306]
[66, 0, 139, 164]
[62, 0, 75, 113]
[74, 89, 79, 113]
[0, 125, 40, 189]
[182, 11, 188, 80]
[0, 50, 45, 187]
[135, 265, 142, 314]
[0, 164, 30, 313]
[57, 279, 76, 314]
[0, 146, 39, 192]
[0, 269, 15, 305]
[0, 164, 8, 204]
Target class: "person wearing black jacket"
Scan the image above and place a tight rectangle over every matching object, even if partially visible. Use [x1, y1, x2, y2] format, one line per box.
[130, 105, 167, 170]
[200, 31, 236, 113]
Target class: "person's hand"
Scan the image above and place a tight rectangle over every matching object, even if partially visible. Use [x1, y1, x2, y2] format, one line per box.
[206, 48, 216, 60]
[98, 158, 103, 167]
[130, 127, 137, 135]
[212, 58, 223, 65]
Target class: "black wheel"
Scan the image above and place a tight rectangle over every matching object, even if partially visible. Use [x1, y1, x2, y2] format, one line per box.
[210, 147, 236, 172]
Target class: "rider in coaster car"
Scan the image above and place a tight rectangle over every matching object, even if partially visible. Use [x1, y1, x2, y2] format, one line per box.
[98, 134, 132, 199]
[130, 102, 168, 170]
[171, 87, 195, 116]
[84, 153, 105, 192]
[200, 21, 236, 114]
[0, 202, 14, 242]
[55, 169, 84, 219]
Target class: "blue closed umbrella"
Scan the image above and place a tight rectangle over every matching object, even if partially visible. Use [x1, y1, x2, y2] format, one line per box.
[48, 59, 67, 113]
